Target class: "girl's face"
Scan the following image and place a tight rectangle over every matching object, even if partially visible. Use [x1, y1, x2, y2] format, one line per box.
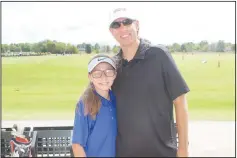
[89, 62, 117, 91]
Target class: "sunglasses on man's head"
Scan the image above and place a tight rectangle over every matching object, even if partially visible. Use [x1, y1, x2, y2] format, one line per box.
[110, 18, 134, 29]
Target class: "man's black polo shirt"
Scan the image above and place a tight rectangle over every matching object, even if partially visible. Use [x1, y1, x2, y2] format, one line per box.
[112, 39, 190, 157]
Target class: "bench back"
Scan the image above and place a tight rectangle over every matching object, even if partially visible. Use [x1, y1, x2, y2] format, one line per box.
[31, 126, 73, 157]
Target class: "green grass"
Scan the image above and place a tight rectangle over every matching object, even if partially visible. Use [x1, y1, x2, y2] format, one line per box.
[2, 53, 235, 121]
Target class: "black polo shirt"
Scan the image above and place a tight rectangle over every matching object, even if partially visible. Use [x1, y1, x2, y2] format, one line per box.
[112, 39, 190, 157]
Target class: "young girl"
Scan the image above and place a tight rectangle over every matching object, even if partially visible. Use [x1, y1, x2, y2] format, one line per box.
[72, 54, 117, 157]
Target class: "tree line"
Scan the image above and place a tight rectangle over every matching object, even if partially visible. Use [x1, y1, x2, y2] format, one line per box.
[1, 39, 120, 57]
[166, 40, 235, 53]
[1, 39, 235, 57]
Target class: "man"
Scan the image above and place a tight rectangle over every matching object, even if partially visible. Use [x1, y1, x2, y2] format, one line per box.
[109, 8, 190, 157]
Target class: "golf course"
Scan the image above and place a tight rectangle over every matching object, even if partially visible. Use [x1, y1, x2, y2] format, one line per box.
[2, 52, 235, 121]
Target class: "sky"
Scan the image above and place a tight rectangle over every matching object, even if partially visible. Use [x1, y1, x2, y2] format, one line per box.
[2, 2, 235, 46]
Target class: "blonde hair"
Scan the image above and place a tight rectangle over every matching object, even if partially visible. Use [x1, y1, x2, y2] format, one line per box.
[81, 54, 116, 119]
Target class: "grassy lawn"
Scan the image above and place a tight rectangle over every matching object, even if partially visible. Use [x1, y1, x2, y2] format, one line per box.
[2, 53, 235, 121]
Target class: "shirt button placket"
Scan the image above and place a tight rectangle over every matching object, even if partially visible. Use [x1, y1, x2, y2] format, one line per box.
[109, 106, 113, 119]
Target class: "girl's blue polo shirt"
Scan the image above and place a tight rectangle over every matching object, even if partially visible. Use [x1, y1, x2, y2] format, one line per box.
[72, 90, 117, 157]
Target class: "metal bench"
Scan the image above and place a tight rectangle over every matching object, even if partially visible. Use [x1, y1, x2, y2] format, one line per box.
[1, 129, 12, 157]
[31, 126, 73, 157]
[1, 124, 180, 157]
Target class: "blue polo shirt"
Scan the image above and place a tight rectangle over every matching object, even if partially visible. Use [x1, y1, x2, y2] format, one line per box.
[72, 90, 117, 157]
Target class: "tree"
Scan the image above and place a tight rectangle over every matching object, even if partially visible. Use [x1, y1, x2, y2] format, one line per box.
[209, 43, 216, 52]
[224, 42, 233, 52]
[167, 45, 174, 53]
[47, 40, 56, 53]
[72, 45, 79, 54]
[1, 44, 9, 53]
[15, 46, 21, 52]
[106, 45, 111, 53]
[185, 42, 195, 52]
[65, 43, 73, 54]
[31, 43, 41, 53]
[216, 40, 225, 52]
[172, 43, 181, 52]
[180, 44, 186, 52]
[55, 42, 66, 54]
[85, 44, 92, 54]
[24, 43, 31, 52]
[82, 43, 86, 49]
[9, 44, 21, 52]
[112, 45, 120, 54]
[199, 40, 209, 52]
[231, 44, 236, 52]
[94, 43, 100, 53]
[18, 43, 31, 52]
[33, 41, 48, 53]
[193, 43, 200, 52]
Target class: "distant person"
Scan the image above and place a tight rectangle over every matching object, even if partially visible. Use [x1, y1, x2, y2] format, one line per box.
[72, 54, 117, 157]
[18, 52, 22, 57]
[109, 8, 190, 157]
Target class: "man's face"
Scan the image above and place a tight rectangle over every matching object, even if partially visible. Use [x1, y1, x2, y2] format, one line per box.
[109, 17, 139, 47]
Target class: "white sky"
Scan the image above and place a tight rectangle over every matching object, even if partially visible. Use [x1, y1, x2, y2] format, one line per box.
[2, 2, 235, 46]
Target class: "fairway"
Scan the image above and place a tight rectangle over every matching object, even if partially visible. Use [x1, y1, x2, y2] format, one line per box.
[2, 53, 235, 121]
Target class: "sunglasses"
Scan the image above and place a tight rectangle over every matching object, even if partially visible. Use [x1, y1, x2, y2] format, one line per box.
[110, 18, 134, 29]
[90, 70, 116, 78]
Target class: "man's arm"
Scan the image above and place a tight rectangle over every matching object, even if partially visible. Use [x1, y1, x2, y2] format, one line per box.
[158, 47, 190, 157]
[174, 94, 189, 157]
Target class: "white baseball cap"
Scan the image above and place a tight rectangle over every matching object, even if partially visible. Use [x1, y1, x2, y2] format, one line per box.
[88, 56, 116, 73]
[109, 8, 136, 26]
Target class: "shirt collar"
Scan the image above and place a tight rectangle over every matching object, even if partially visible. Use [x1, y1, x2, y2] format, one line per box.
[117, 38, 151, 60]
[93, 89, 115, 106]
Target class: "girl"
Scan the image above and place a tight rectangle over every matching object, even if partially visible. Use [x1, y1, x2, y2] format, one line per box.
[72, 54, 117, 157]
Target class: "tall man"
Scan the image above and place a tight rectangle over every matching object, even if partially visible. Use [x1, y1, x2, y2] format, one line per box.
[109, 8, 190, 157]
